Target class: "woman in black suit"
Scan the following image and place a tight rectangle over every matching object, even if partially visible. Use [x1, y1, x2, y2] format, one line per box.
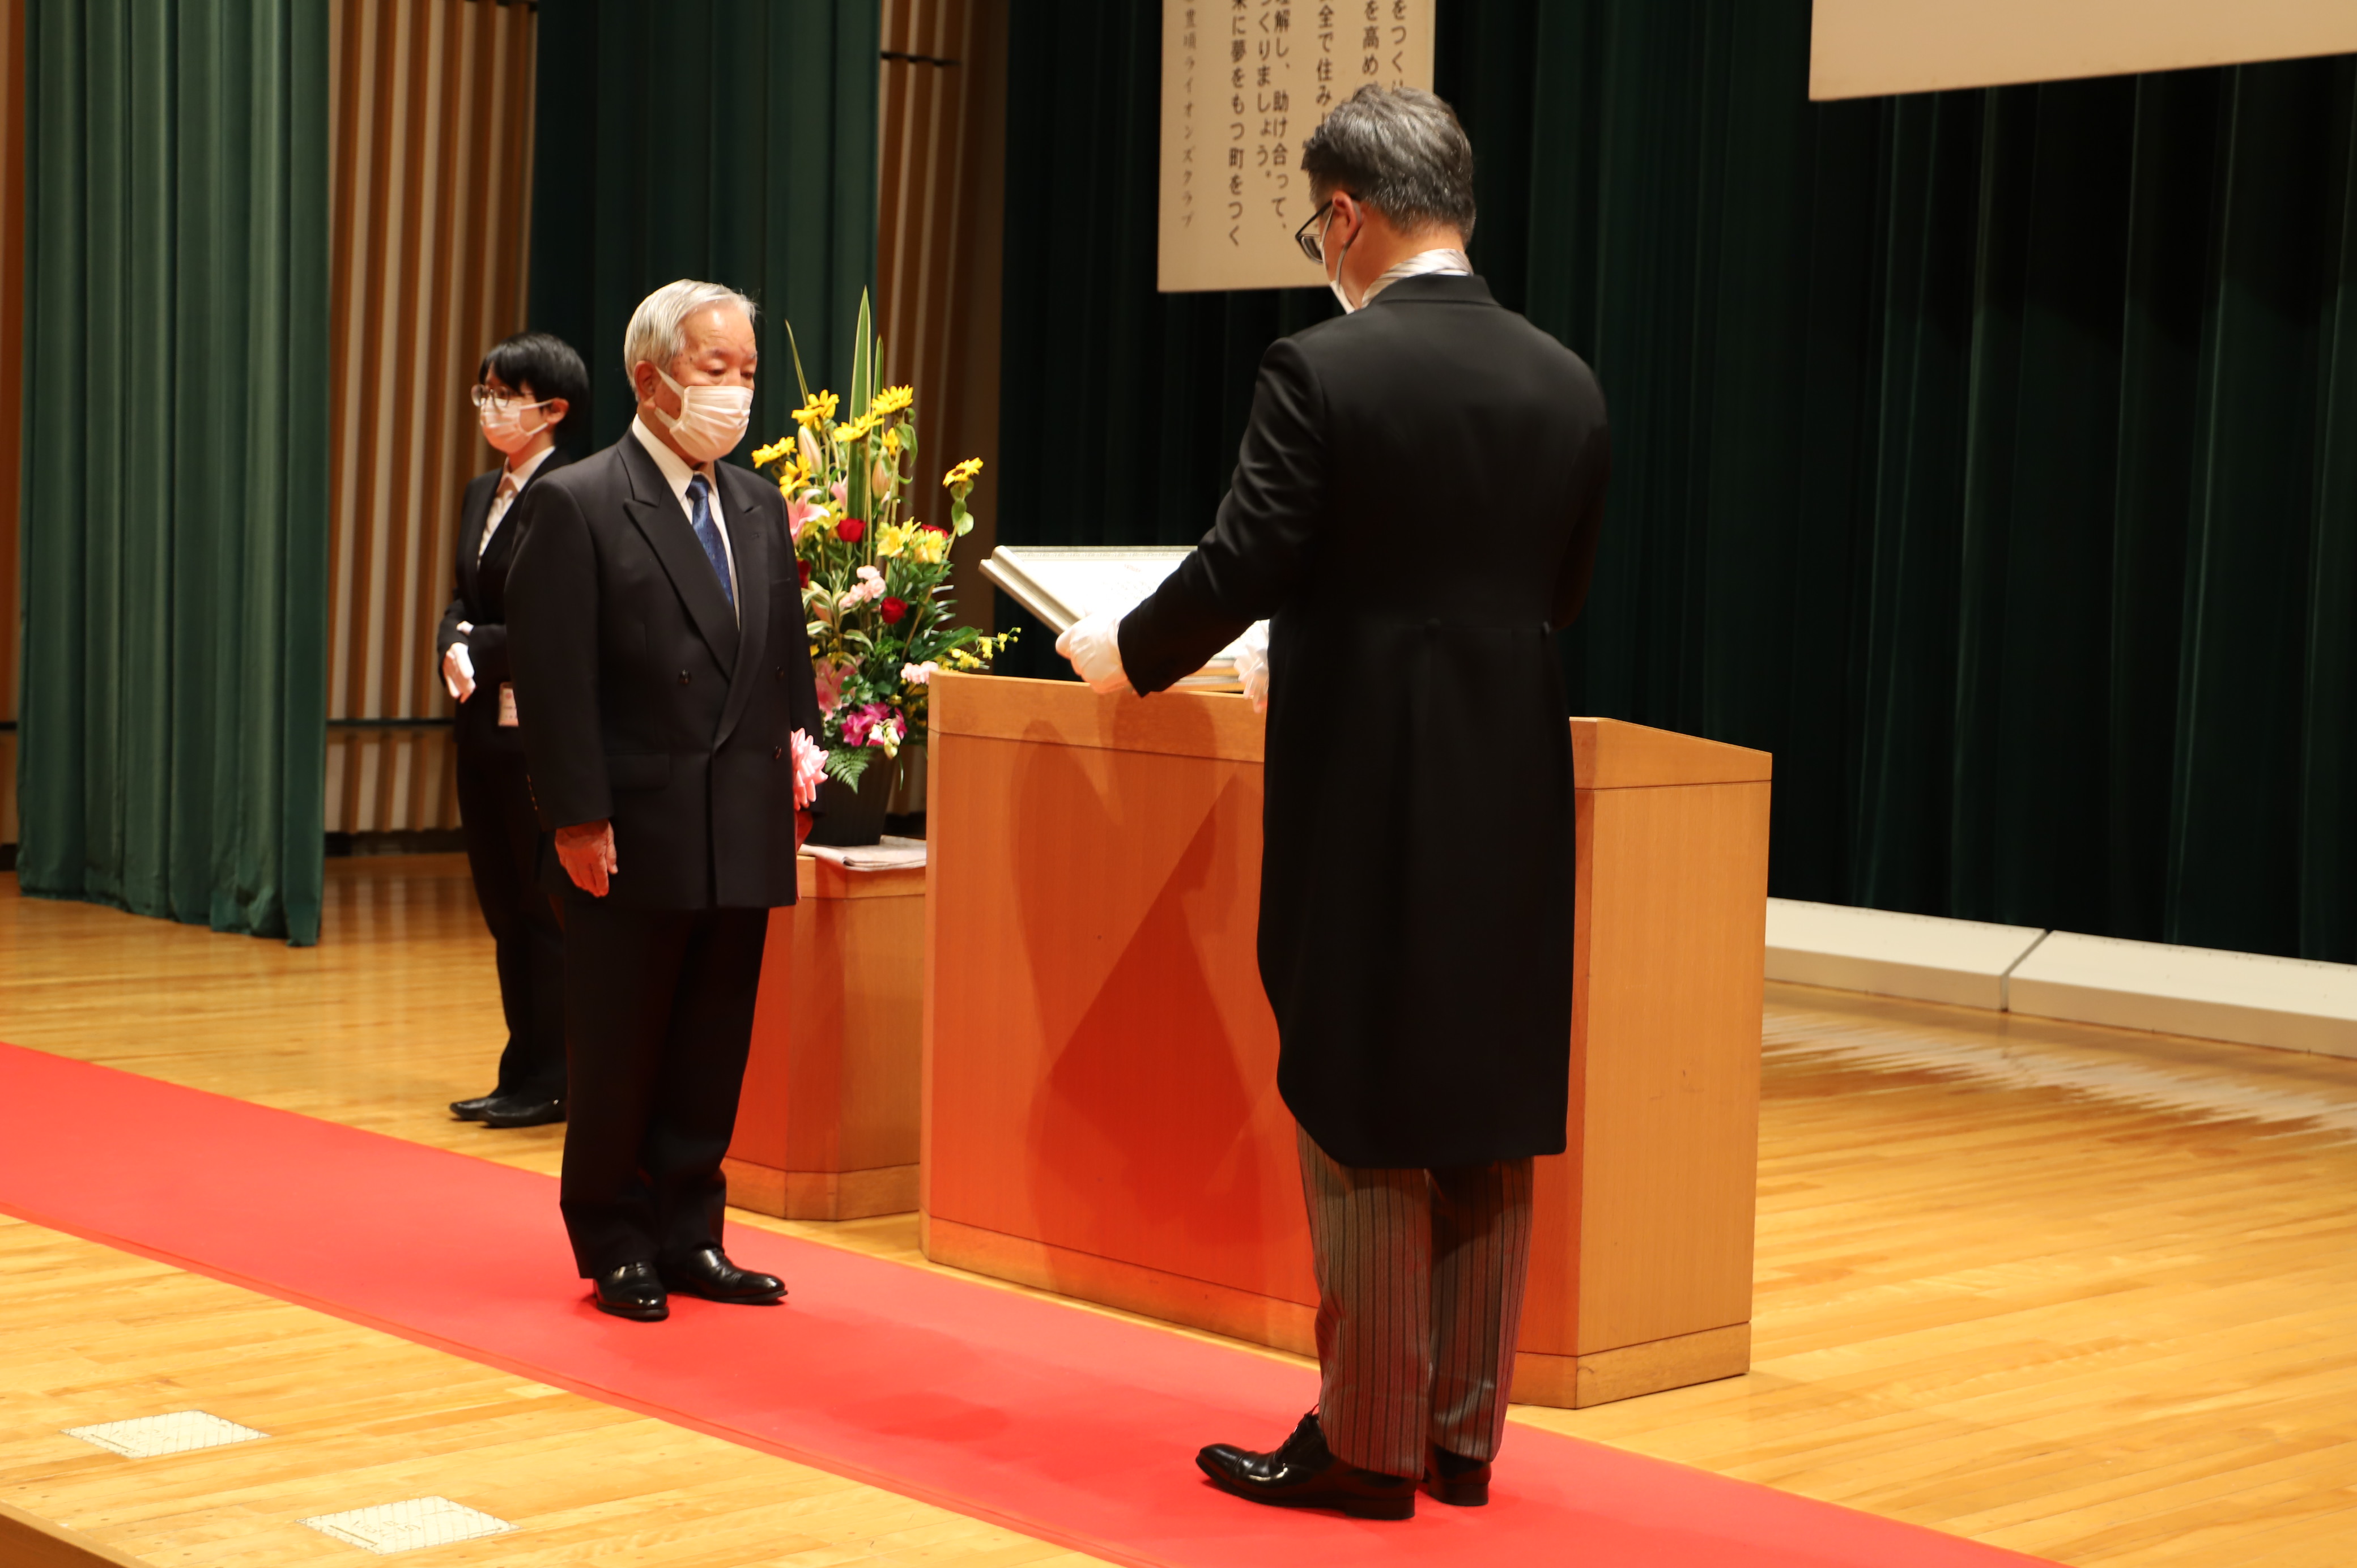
[438, 332, 590, 1130]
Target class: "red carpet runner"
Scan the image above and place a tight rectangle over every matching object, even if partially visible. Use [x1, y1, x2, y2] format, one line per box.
[0, 1043, 2052, 1567]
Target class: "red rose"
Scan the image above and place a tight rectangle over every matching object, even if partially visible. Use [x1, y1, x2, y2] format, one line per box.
[837, 517, 866, 543]
[797, 559, 811, 587]
[879, 596, 909, 625]
[916, 520, 948, 535]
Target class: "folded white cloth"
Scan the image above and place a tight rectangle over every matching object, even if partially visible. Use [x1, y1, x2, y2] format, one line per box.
[1055, 611, 1131, 695]
[1233, 623, 1271, 713]
[442, 641, 476, 702]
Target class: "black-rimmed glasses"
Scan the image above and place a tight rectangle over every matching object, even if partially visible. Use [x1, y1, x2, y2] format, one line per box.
[1295, 201, 1338, 265]
[469, 385, 551, 415]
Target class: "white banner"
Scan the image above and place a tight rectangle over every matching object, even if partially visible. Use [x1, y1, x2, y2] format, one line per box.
[1158, 0, 1436, 295]
[1812, 0, 2357, 100]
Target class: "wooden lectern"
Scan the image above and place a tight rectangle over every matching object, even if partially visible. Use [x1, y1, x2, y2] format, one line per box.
[725, 854, 927, 1221]
[921, 673, 1770, 1408]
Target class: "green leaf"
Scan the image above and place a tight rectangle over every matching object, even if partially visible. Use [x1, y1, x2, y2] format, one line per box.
[824, 747, 873, 787]
[784, 318, 812, 404]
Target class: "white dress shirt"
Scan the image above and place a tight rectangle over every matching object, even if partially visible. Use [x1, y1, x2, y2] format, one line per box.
[478, 442, 556, 560]
[630, 415, 739, 620]
[1360, 246, 1474, 307]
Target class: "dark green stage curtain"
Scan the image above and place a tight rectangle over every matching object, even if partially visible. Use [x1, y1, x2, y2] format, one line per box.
[529, 0, 882, 457]
[992, 0, 1337, 679]
[17, 0, 331, 945]
[997, 0, 2357, 962]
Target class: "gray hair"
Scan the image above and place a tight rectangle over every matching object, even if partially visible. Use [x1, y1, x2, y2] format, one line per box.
[1299, 84, 1476, 238]
[621, 278, 759, 382]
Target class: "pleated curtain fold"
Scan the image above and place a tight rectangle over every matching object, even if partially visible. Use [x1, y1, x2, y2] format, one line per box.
[17, 0, 330, 944]
[527, 0, 882, 455]
[995, 0, 2357, 964]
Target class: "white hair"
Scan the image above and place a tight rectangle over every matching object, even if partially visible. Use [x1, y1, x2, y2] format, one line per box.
[621, 278, 758, 384]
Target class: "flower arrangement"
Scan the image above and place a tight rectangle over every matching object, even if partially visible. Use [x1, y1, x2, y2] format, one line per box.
[752, 293, 1015, 788]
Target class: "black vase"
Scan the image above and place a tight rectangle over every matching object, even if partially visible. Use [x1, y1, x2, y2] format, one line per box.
[805, 751, 895, 847]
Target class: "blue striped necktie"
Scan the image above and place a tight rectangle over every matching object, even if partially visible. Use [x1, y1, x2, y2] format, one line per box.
[685, 473, 734, 610]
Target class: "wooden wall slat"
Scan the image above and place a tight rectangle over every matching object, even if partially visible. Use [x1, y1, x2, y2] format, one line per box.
[878, 0, 1006, 638]
[325, 0, 534, 834]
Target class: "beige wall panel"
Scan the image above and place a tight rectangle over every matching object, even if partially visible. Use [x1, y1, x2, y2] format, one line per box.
[1813, 0, 2357, 100]
[877, 0, 1007, 635]
[326, 0, 535, 834]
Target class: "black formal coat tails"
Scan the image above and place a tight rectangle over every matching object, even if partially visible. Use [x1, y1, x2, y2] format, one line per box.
[504, 433, 823, 911]
[1118, 274, 1610, 1170]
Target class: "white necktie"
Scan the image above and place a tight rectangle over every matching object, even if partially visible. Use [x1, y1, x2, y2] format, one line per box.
[479, 473, 521, 560]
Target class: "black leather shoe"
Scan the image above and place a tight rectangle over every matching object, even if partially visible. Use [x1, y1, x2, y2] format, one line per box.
[479, 1094, 565, 1128]
[1197, 1411, 1416, 1520]
[449, 1093, 500, 1121]
[1426, 1443, 1491, 1506]
[592, 1262, 668, 1322]
[660, 1246, 785, 1305]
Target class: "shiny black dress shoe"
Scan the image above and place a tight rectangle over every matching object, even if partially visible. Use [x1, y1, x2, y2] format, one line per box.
[479, 1094, 565, 1128]
[1196, 1411, 1416, 1520]
[592, 1261, 669, 1322]
[660, 1246, 786, 1305]
[449, 1093, 500, 1121]
[1426, 1443, 1491, 1506]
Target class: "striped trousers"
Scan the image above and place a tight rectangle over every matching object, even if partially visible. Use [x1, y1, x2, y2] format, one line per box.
[1295, 1124, 1537, 1480]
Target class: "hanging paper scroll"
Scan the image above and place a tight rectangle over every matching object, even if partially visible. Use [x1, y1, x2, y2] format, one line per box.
[1158, 0, 1437, 295]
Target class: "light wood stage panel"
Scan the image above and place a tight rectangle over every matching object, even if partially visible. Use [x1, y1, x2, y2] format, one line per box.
[5, 859, 2357, 1563]
[920, 674, 1773, 1408]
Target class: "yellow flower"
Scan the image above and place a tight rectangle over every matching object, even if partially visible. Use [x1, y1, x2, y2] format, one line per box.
[873, 385, 914, 417]
[909, 527, 948, 564]
[751, 436, 794, 468]
[943, 457, 984, 489]
[834, 412, 878, 444]
[792, 390, 840, 430]
[882, 427, 901, 454]
[876, 522, 912, 559]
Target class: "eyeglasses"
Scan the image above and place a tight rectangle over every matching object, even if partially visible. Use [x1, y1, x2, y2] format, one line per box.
[470, 385, 552, 415]
[1295, 199, 1343, 265]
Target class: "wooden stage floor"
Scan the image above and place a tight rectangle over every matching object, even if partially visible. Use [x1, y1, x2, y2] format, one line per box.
[1, 855, 2353, 1565]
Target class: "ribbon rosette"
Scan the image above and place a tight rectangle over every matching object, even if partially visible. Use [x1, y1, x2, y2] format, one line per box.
[789, 727, 827, 811]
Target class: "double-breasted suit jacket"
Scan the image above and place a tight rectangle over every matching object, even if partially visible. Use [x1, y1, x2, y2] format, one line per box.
[504, 433, 823, 910]
[1118, 273, 1611, 1171]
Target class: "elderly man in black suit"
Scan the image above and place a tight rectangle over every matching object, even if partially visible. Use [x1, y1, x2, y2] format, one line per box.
[440, 331, 588, 1131]
[506, 279, 824, 1322]
[1060, 86, 1611, 1519]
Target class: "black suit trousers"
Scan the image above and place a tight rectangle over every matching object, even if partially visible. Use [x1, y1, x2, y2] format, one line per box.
[453, 742, 566, 1101]
[556, 892, 768, 1277]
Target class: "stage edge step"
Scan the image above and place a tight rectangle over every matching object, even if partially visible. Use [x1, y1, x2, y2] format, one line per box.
[1767, 897, 2357, 1060]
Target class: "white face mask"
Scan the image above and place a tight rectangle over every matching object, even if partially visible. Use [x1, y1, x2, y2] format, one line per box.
[479, 398, 554, 456]
[652, 366, 754, 463]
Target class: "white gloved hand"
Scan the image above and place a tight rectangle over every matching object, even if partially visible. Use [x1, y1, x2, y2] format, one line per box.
[1055, 611, 1132, 695]
[1233, 621, 1271, 713]
[442, 641, 477, 702]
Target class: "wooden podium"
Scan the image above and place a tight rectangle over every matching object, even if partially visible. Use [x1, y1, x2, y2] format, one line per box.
[921, 674, 1770, 1408]
[725, 854, 928, 1221]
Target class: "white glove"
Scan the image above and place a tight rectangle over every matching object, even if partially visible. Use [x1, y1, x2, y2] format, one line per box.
[1233, 622, 1271, 713]
[442, 641, 476, 702]
[1055, 611, 1131, 695]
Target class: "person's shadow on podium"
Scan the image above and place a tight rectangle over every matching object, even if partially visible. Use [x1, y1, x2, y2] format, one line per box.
[1008, 697, 1307, 1299]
